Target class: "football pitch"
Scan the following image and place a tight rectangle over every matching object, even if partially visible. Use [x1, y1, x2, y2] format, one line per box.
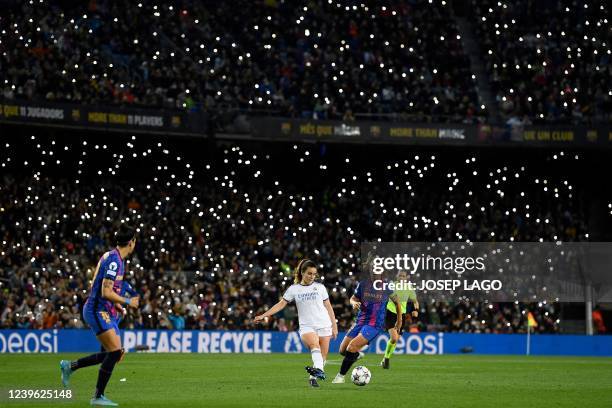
[0, 353, 611, 407]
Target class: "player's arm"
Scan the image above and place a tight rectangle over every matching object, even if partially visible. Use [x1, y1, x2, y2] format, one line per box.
[349, 295, 361, 311]
[409, 289, 419, 318]
[412, 299, 420, 318]
[114, 302, 128, 317]
[390, 293, 402, 330]
[101, 279, 139, 308]
[114, 281, 137, 314]
[254, 298, 288, 323]
[350, 281, 362, 311]
[90, 259, 103, 288]
[323, 299, 338, 339]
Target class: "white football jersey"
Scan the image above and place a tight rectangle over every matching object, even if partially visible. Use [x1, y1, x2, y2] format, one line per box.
[283, 282, 332, 329]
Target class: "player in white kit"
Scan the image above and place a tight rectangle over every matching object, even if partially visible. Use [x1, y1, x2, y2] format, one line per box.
[254, 259, 338, 387]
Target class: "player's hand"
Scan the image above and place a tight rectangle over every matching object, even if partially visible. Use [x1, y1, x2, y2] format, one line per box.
[253, 315, 267, 323]
[128, 296, 140, 309]
[411, 311, 419, 318]
[351, 301, 361, 311]
[115, 304, 127, 316]
[332, 326, 338, 340]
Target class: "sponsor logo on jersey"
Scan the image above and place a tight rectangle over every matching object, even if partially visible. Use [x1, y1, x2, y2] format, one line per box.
[296, 292, 318, 301]
[106, 261, 118, 277]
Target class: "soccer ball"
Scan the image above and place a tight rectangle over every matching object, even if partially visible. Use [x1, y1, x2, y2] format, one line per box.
[351, 366, 371, 386]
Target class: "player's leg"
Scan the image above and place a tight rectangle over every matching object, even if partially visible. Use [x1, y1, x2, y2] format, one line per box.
[332, 334, 369, 383]
[302, 331, 326, 384]
[340, 337, 367, 360]
[343, 334, 369, 371]
[70, 323, 113, 372]
[302, 331, 323, 371]
[338, 335, 352, 355]
[332, 327, 356, 383]
[68, 350, 108, 372]
[334, 325, 380, 384]
[318, 334, 331, 362]
[382, 327, 399, 369]
[344, 323, 367, 359]
[61, 307, 108, 388]
[90, 325, 122, 406]
[339, 323, 359, 356]
[381, 309, 403, 368]
[308, 327, 332, 377]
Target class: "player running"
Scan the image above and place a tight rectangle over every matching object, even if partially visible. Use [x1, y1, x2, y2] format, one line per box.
[59, 224, 139, 406]
[332, 265, 402, 384]
[381, 270, 419, 369]
[254, 259, 338, 388]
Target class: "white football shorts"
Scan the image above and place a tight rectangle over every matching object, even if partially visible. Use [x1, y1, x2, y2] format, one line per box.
[298, 325, 333, 337]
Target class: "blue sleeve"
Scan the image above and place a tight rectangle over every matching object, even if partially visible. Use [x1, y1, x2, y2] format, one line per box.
[122, 281, 138, 297]
[354, 282, 362, 300]
[102, 255, 120, 281]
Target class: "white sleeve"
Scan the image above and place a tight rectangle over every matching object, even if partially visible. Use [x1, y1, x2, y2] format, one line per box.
[282, 285, 295, 302]
[320, 284, 329, 301]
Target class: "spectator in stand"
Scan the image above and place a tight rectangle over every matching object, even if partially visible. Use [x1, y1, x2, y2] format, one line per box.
[592, 306, 607, 334]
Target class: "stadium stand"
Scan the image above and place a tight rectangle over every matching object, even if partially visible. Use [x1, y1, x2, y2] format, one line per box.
[0, 131, 589, 333]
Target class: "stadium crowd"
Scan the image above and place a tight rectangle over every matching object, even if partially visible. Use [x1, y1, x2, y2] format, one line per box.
[0, 0, 498, 122]
[2, 1, 609, 124]
[470, 0, 611, 124]
[0, 131, 589, 334]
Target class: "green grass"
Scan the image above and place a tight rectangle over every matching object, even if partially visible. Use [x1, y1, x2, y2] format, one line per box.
[0, 353, 611, 407]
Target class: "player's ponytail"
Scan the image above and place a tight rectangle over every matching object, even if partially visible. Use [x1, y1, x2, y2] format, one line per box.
[294, 258, 316, 284]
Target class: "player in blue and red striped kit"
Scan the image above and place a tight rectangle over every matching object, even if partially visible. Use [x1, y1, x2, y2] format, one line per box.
[59, 224, 140, 406]
[95, 280, 139, 353]
[332, 277, 402, 383]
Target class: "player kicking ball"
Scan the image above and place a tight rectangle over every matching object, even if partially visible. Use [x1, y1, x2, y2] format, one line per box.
[381, 270, 419, 369]
[332, 268, 402, 383]
[59, 225, 140, 406]
[255, 259, 338, 388]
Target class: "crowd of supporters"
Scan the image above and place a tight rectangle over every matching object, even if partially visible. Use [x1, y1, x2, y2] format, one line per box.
[3, 0, 609, 124]
[0, 128, 596, 334]
[470, 0, 611, 124]
[2, 0, 495, 122]
[3, 1, 609, 124]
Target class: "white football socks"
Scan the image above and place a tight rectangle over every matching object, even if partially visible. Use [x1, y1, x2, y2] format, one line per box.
[311, 348, 324, 370]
